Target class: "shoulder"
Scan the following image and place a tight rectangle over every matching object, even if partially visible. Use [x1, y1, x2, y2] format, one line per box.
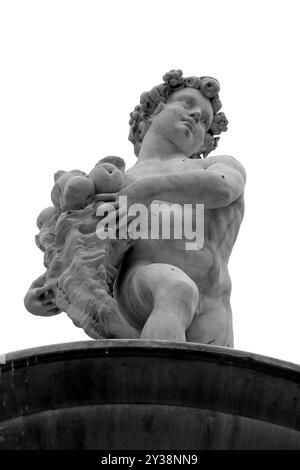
[202, 155, 246, 183]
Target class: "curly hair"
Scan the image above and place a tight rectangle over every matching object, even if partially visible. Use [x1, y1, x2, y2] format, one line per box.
[128, 69, 228, 159]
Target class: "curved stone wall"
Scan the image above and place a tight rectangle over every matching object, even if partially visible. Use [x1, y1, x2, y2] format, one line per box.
[0, 340, 300, 449]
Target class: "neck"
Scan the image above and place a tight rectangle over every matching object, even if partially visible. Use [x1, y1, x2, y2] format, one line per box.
[137, 129, 187, 163]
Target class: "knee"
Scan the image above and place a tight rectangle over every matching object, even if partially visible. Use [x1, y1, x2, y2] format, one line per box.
[172, 277, 199, 310]
[140, 263, 199, 310]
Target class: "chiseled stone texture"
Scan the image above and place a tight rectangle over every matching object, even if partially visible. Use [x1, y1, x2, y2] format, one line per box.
[0, 341, 300, 450]
[24, 71, 246, 345]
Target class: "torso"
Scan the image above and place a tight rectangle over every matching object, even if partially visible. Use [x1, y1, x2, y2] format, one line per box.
[117, 156, 244, 345]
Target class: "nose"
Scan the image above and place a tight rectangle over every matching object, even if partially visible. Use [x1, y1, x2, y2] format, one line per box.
[190, 111, 201, 124]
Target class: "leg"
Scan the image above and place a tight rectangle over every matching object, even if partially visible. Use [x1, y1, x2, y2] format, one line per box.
[117, 263, 199, 342]
[186, 304, 234, 347]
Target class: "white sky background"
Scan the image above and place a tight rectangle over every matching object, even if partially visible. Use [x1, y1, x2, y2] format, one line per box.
[1, 0, 300, 364]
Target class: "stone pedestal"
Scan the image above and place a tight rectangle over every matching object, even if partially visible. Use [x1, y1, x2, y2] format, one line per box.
[0, 340, 300, 449]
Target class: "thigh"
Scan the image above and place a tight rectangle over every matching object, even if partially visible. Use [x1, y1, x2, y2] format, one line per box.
[115, 261, 199, 331]
[186, 305, 233, 347]
[115, 262, 152, 330]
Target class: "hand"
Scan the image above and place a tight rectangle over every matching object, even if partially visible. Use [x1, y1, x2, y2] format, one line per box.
[93, 191, 137, 240]
[24, 278, 61, 316]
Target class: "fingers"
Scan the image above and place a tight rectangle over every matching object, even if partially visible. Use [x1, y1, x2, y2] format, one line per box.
[97, 205, 127, 228]
[30, 273, 47, 289]
[42, 306, 61, 316]
[41, 299, 55, 307]
[96, 201, 119, 216]
[26, 282, 61, 316]
[28, 297, 61, 317]
[96, 206, 138, 240]
[41, 298, 61, 316]
[93, 193, 118, 202]
[35, 285, 51, 296]
[43, 291, 54, 300]
[87, 193, 118, 206]
[45, 279, 58, 290]
[35, 281, 57, 297]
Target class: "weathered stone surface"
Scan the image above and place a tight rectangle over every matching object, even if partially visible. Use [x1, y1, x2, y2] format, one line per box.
[1, 341, 300, 450]
[24, 70, 246, 345]
[24, 157, 138, 339]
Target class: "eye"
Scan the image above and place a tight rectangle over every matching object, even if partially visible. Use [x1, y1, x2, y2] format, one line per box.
[178, 97, 193, 108]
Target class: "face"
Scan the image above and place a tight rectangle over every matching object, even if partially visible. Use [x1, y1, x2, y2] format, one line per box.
[149, 87, 214, 156]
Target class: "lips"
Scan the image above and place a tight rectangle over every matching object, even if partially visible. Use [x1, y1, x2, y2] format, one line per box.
[181, 116, 196, 131]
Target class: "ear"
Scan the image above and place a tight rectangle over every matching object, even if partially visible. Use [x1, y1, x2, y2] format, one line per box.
[152, 101, 165, 116]
[202, 135, 220, 158]
[145, 101, 165, 127]
[54, 170, 66, 182]
[191, 133, 211, 159]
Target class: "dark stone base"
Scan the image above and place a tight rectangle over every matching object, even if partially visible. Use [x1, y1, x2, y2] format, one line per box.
[1, 340, 300, 449]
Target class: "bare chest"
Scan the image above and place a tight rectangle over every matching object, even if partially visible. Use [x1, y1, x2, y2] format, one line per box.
[124, 158, 203, 185]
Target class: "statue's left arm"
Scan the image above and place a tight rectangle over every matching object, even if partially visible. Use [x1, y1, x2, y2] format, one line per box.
[122, 155, 246, 209]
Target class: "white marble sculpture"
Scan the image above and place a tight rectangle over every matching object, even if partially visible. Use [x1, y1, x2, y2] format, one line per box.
[25, 70, 246, 346]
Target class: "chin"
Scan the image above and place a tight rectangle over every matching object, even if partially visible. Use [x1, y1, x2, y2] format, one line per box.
[176, 137, 198, 156]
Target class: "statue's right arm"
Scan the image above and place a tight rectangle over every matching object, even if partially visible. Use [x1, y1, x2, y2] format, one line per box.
[120, 155, 246, 209]
[24, 274, 62, 316]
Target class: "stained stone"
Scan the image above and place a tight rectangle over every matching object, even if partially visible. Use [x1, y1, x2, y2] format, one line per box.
[24, 71, 245, 345]
[1, 341, 300, 450]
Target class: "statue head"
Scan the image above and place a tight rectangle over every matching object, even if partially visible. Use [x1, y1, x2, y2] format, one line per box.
[129, 70, 228, 159]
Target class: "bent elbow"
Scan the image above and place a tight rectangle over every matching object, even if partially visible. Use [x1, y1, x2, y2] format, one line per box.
[214, 188, 233, 207]
[222, 185, 243, 207]
[212, 180, 243, 208]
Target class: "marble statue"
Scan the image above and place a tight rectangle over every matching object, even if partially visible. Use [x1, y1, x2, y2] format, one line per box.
[24, 70, 246, 346]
